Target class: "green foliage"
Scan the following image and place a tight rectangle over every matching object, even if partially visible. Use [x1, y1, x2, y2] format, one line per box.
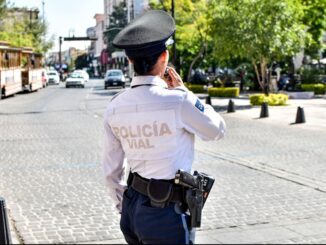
[0, 7, 54, 53]
[105, 1, 128, 54]
[75, 54, 89, 70]
[301, 83, 326, 94]
[0, 0, 6, 20]
[208, 87, 240, 98]
[301, 0, 326, 59]
[208, 0, 306, 91]
[300, 68, 321, 83]
[185, 84, 206, 93]
[250, 94, 289, 106]
[150, 0, 213, 81]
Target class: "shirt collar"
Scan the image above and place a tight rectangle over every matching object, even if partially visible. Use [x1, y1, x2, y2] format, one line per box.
[130, 76, 168, 88]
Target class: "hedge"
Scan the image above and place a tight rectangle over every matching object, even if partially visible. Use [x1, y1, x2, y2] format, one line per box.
[249, 93, 289, 106]
[185, 84, 206, 93]
[301, 83, 325, 95]
[208, 87, 240, 97]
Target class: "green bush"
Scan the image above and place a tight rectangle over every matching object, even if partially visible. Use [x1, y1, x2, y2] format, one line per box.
[300, 68, 320, 84]
[249, 94, 289, 106]
[301, 83, 325, 95]
[186, 84, 206, 93]
[208, 87, 240, 97]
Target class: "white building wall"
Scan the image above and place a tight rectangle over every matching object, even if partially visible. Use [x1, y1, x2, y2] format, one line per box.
[133, 0, 149, 17]
[94, 14, 105, 57]
[104, 0, 149, 27]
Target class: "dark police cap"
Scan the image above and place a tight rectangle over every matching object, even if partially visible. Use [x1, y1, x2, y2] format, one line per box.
[113, 10, 175, 58]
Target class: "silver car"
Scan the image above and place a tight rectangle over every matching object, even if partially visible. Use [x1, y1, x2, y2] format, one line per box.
[65, 73, 86, 88]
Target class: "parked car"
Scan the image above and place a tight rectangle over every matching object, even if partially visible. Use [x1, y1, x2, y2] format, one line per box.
[73, 69, 89, 82]
[47, 71, 60, 85]
[41, 69, 49, 87]
[104, 69, 125, 89]
[65, 72, 87, 88]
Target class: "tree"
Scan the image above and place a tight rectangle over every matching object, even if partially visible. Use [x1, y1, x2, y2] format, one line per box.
[75, 54, 89, 70]
[150, 0, 214, 82]
[104, 1, 128, 55]
[0, 0, 6, 19]
[301, 0, 326, 59]
[0, 7, 54, 53]
[210, 0, 306, 93]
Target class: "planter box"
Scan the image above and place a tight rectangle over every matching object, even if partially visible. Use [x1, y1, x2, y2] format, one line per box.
[284, 91, 315, 99]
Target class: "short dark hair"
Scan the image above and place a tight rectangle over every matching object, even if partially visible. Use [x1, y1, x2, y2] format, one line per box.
[130, 52, 163, 75]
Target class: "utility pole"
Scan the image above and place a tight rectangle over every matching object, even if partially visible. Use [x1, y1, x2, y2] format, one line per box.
[42, 0, 45, 47]
[42, 0, 45, 25]
[59, 36, 62, 80]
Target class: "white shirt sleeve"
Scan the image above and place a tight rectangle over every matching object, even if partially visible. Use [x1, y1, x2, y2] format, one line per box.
[102, 112, 127, 212]
[179, 88, 226, 141]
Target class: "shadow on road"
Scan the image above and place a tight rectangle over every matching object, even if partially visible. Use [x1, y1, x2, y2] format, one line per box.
[212, 104, 253, 112]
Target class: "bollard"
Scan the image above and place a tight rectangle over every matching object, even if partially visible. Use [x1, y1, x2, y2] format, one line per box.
[0, 197, 12, 244]
[227, 99, 235, 113]
[260, 102, 269, 118]
[295, 106, 306, 124]
[205, 96, 212, 105]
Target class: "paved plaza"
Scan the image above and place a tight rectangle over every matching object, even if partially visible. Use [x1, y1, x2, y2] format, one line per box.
[0, 80, 326, 244]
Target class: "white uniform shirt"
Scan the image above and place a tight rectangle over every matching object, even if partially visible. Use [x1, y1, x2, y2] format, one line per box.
[103, 75, 226, 211]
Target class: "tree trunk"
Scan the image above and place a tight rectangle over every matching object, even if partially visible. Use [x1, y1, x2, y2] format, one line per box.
[252, 60, 264, 91]
[187, 44, 206, 83]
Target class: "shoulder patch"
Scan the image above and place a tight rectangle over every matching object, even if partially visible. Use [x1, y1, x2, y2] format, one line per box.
[195, 99, 205, 112]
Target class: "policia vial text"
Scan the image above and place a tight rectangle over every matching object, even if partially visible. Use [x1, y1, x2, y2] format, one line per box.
[112, 122, 172, 149]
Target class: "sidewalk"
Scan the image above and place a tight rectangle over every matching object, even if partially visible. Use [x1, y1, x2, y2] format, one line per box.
[205, 94, 326, 132]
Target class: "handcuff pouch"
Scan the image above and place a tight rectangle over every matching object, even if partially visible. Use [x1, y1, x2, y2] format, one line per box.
[147, 179, 173, 208]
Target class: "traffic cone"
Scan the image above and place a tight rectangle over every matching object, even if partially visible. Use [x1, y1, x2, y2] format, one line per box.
[0, 197, 12, 244]
[295, 106, 306, 124]
[260, 102, 269, 118]
[227, 99, 235, 113]
[205, 96, 212, 105]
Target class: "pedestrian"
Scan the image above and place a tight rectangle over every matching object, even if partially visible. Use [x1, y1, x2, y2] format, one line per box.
[102, 10, 226, 244]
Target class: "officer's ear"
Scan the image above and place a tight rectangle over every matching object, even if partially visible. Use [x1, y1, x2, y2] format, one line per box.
[159, 50, 169, 64]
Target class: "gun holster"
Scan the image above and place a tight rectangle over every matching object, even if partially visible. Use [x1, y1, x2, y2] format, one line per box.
[147, 179, 173, 208]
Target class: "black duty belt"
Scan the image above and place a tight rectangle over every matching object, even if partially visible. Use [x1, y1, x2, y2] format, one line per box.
[128, 172, 185, 204]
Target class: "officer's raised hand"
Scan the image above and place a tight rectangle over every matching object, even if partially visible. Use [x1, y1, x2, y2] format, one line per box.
[164, 66, 184, 88]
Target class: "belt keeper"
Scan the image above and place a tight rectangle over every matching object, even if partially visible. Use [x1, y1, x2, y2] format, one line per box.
[127, 171, 134, 187]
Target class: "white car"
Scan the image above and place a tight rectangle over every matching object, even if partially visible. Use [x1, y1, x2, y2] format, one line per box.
[47, 71, 60, 85]
[73, 70, 89, 82]
[65, 72, 86, 88]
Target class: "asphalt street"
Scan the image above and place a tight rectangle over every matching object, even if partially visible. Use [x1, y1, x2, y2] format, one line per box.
[0, 79, 325, 244]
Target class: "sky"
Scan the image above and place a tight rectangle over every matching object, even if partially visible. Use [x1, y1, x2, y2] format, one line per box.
[9, 0, 104, 52]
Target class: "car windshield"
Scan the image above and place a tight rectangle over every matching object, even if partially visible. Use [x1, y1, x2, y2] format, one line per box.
[69, 73, 83, 78]
[107, 71, 122, 77]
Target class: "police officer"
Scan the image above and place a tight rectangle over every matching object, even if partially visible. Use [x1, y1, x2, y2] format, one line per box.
[102, 10, 226, 244]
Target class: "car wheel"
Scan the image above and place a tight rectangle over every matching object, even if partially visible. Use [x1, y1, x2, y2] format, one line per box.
[66, 85, 69, 88]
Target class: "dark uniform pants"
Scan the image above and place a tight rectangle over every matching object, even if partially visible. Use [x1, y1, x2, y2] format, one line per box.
[120, 187, 195, 244]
